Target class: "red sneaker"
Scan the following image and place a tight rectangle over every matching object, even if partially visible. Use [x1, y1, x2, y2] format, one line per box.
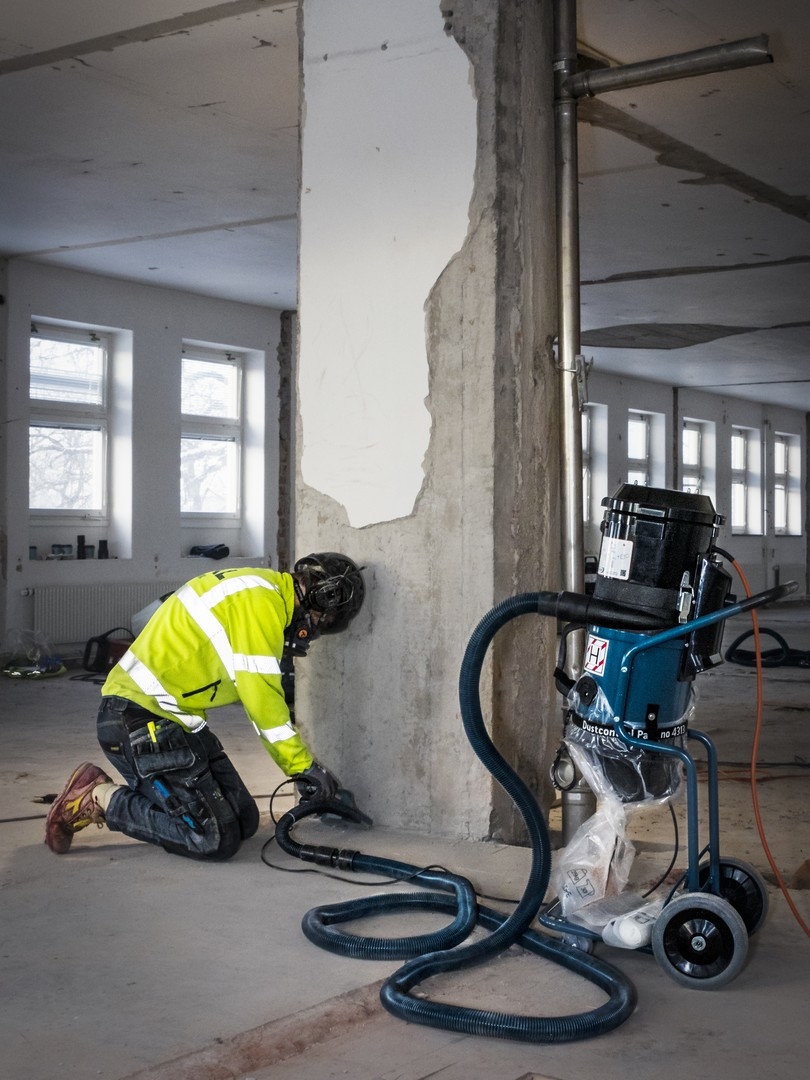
[45, 762, 112, 854]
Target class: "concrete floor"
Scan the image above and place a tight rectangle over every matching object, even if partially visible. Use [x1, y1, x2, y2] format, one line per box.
[1, 603, 808, 1080]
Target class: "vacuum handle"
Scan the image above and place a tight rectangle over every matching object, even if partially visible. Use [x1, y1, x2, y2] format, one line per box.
[731, 580, 798, 614]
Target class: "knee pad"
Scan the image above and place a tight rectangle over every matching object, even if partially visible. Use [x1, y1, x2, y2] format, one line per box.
[221, 789, 260, 840]
[160, 802, 242, 861]
[184, 771, 243, 860]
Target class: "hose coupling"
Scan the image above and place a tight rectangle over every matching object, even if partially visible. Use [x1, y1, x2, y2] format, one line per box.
[298, 844, 358, 869]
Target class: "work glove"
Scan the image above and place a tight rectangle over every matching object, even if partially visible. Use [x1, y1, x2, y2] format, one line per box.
[293, 762, 340, 804]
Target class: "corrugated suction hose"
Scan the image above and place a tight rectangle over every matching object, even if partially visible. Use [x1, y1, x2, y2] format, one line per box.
[275, 593, 638, 1042]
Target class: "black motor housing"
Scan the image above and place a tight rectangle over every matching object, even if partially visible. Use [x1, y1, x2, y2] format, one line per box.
[594, 484, 724, 623]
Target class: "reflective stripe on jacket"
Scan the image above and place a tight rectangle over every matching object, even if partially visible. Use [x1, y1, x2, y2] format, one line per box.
[102, 568, 313, 775]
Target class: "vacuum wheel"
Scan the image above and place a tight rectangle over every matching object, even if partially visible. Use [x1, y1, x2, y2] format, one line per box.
[652, 893, 749, 990]
[697, 857, 769, 936]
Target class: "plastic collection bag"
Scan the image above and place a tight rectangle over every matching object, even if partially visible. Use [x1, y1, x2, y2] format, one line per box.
[549, 801, 635, 918]
[564, 681, 691, 805]
[1, 628, 66, 679]
[550, 683, 688, 930]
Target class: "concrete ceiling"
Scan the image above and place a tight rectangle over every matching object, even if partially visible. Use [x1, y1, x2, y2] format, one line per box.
[1, 1, 808, 410]
[577, 0, 810, 412]
[0, 1, 300, 308]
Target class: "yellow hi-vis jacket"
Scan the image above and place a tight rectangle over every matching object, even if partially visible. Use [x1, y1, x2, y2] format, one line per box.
[102, 567, 314, 776]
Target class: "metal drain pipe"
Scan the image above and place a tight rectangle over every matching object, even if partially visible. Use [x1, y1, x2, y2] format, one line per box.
[554, 0, 594, 843]
[551, 0, 772, 840]
[554, 0, 584, 606]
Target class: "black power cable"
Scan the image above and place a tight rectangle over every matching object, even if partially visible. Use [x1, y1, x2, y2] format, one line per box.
[725, 627, 810, 668]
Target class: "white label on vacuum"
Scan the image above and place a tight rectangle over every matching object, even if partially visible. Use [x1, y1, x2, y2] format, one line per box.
[598, 536, 633, 580]
[584, 635, 609, 676]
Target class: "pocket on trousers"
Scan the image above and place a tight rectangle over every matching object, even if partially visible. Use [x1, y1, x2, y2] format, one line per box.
[130, 720, 196, 778]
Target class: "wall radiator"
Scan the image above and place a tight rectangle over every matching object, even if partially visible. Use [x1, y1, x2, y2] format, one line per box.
[33, 582, 185, 644]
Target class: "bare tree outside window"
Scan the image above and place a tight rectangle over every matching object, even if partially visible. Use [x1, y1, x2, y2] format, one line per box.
[29, 425, 103, 510]
[28, 330, 107, 513]
[181, 353, 241, 515]
[180, 436, 237, 514]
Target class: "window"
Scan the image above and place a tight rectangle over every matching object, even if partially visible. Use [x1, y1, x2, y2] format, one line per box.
[181, 349, 242, 515]
[627, 411, 650, 486]
[773, 431, 801, 535]
[581, 408, 592, 523]
[581, 402, 607, 526]
[679, 417, 716, 502]
[730, 427, 748, 529]
[29, 325, 109, 515]
[730, 425, 762, 534]
[682, 422, 703, 493]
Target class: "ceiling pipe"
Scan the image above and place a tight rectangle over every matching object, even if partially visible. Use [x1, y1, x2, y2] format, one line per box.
[565, 35, 772, 99]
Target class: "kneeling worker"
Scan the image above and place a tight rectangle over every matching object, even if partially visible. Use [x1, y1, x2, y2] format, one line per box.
[45, 553, 364, 860]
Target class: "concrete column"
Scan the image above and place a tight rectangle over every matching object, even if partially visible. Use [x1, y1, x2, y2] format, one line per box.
[295, 0, 560, 842]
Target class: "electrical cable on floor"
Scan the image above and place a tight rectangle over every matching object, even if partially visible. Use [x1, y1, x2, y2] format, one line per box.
[640, 801, 680, 899]
[712, 767, 809, 783]
[715, 759, 809, 767]
[261, 780, 523, 901]
[262, 778, 445, 887]
[720, 551, 810, 941]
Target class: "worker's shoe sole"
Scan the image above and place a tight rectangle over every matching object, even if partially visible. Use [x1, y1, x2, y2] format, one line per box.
[45, 762, 112, 854]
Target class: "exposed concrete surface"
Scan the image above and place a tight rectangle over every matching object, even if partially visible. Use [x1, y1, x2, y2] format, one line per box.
[0, 1, 279, 77]
[1, 602, 808, 1079]
[580, 97, 810, 226]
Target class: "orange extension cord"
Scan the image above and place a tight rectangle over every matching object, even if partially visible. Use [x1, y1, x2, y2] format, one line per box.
[731, 557, 810, 940]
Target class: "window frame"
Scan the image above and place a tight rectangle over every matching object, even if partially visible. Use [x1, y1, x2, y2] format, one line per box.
[627, 410, 651, 486]
[28, 323, 111, 522]
[581, 406, 592, 524]
[581, 402, 609, 527]
[681, 420, 703, 494]
[772, 430, 801, 536]
[180, 346, 244, 519]
[730, 424, 763, 535]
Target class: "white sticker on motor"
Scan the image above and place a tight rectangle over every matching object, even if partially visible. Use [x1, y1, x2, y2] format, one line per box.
[584, 635, 609, 676]
[598, 536, 633, 580]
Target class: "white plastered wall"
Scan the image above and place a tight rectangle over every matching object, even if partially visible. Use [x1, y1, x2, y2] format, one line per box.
[298, 0, 477, 527]
[1, 259, 282, 638]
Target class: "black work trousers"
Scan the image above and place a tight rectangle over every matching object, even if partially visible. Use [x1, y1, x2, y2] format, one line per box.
[97, 695, 260, 860]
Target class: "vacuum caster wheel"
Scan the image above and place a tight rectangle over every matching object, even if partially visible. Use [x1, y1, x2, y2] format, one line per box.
[652, 893, 749, 990]
[697, 857, 769, 936]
